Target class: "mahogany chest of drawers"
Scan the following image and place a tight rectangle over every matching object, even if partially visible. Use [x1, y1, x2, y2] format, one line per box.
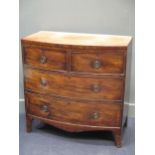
[21, 31, 132, 147]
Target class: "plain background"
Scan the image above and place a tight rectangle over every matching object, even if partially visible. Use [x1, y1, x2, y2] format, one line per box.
[19, 0, 135, 114]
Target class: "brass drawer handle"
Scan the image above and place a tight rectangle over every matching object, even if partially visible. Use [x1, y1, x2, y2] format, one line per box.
[41, 105, 48, 112]
[91, 84, 101, 93]
[40, 78, 47, 86]
[92, 60, 102, 69]
[40, 55, 47, 64]
[90, 112, 100, 119]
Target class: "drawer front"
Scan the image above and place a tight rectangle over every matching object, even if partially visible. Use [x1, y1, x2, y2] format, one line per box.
[26, 92, 122, 127]
[71, 51, 125, 74]
[25, 68, 124, 100]
[24, 47, 66, 71]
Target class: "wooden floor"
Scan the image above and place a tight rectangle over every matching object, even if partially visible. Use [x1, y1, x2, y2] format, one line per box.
[20, 114, 135, 155]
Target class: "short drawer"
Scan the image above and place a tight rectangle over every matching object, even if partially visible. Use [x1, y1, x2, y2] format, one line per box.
[24, 47, 66, 71]
[26, 92, 122, 127]
[71, 50, 125, 74]
[25, 68, 124, 101]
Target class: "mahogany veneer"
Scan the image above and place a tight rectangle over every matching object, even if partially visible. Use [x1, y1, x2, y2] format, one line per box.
[21, 31, 132, 147]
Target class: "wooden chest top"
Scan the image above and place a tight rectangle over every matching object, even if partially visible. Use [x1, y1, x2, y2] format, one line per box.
[22, 31, 132, 47]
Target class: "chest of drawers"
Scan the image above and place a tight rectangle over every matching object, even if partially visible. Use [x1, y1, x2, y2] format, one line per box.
[21, 31, 132, 147]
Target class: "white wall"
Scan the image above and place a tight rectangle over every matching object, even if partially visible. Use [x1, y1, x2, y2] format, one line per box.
[19, 0, 135, 111]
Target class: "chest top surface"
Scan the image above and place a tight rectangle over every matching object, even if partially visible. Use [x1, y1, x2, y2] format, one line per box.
[22, 31, 132, 47]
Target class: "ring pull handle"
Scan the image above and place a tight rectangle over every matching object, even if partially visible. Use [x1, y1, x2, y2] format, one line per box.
[40, 55, 47, 64]
[41, 105, 48, 112]
[92, 60, 102, 69]
[91, 84, 101, 93]
[90, 112, 100, 120]
[40, 78, 47, 86]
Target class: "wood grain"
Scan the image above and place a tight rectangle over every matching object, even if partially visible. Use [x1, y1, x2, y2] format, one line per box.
[71, 50, 125, 74]
[21, 31, 132, 147]
[25, 68, 124, 101]
[22, 31, 132, 47]
[26, 92, 122, 127]
[24, 46, 66, 71]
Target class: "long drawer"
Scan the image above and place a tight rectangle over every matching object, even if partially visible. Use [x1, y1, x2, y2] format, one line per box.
[26, 92, 122, 127]
[25, 68, 124, 101]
